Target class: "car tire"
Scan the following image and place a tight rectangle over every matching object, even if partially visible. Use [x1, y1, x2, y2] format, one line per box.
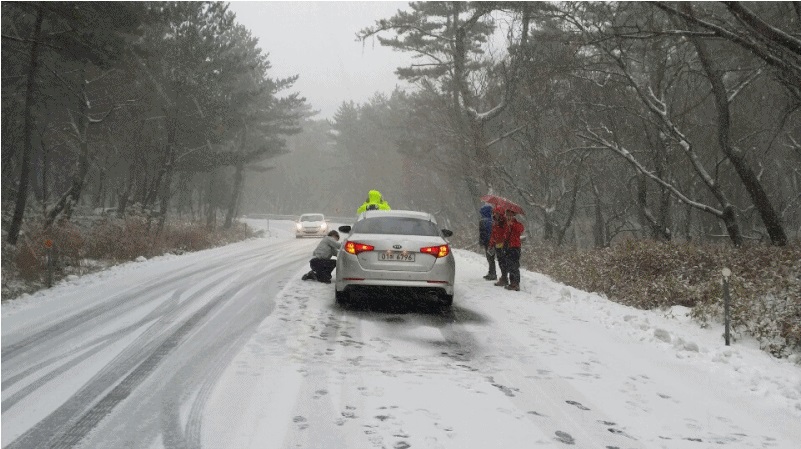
[335, 289, 349, 305]
[439, 293, 453, 308]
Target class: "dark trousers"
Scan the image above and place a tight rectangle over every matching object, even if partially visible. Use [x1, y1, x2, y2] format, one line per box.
[310, 258, 336, 281]
[505, 247, 521, 285]
[496, 246, 508, 281]
[483, 245, 497, 276]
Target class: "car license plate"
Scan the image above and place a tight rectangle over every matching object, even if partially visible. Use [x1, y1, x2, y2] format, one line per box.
[379, 251, 415, 262]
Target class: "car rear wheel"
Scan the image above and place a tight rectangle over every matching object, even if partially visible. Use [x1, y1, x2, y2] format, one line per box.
[335, 289, 349, 305]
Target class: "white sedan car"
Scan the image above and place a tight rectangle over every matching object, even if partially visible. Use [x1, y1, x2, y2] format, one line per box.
[295, 213, 328, 238]
[334, 210, 455, 307]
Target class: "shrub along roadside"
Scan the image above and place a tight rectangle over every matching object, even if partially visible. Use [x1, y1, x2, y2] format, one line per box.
[1, 216, 258, 300]
[449, 227, 800, 358]
[521, 240, 800, 358]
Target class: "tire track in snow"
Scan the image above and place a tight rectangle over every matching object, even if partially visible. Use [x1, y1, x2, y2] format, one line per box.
[1, 245, 271, 362]
[1, 290, 182, 412]
[4, 241, 304, 449]
[71, 239, 310, 449]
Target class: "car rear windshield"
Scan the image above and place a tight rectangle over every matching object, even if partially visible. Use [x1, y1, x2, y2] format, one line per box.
[352, 217, 440, 236]
[300, 215, 324, 222]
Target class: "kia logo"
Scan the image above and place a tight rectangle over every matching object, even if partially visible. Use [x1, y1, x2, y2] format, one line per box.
[393, 244, 402, 249]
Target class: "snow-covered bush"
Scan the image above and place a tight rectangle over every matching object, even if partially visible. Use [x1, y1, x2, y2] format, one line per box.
[1, 215, 258, 299]
[516, 240, 800, 358]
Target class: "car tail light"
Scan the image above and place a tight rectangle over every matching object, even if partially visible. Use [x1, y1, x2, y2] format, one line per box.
[345, 241, 374, 255]
[420, 244, 449, 258]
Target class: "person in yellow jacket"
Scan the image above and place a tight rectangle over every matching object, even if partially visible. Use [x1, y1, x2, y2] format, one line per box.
[357, 189, 391, 214]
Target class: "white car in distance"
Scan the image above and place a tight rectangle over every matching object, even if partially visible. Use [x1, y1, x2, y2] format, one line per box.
[295, 213, 328, 238]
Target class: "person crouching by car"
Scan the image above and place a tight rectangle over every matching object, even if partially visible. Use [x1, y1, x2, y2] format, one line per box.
[503, 209, 524, 291]
[302, 230, 341, 283]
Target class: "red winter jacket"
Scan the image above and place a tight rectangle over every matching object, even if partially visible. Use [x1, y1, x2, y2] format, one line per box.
[505, 219, 524, 248]
[488, 218, 509, 248]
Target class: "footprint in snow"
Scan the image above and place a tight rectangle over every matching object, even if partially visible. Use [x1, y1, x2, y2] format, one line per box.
[608, 428, 637, 440]
[313, 389, 328, 399]
[554, 431, 575, 445]
[566, 400, 590, 410]
[293, 415, 308, 430]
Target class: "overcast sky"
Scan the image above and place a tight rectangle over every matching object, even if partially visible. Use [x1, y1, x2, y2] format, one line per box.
[228, 1, 414, 120]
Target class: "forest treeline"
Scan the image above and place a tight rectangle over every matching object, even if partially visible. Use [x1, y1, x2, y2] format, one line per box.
[324, 1, 800, 248]
[3, 2, 800, 249]
[2, 2, 310, 247]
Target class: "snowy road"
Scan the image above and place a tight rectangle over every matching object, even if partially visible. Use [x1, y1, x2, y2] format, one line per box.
[2, 219, 800, 449]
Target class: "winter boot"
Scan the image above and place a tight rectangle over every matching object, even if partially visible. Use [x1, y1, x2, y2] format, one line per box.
[483, 273, 497, 281]
[504, 283, 520, 291]
[494, 277, 508, 287]
[301, 272, 310, 281]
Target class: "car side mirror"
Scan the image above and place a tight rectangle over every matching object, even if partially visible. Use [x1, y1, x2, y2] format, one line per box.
[338, 225, 352, 233]
[441, 229, 453, 238]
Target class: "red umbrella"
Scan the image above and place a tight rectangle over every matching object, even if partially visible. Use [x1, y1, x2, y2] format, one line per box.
[481, 194, 525, 215]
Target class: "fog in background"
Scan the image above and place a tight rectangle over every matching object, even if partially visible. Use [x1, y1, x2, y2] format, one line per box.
[229, 1, 413, 121]
[232, 2, 449, 220]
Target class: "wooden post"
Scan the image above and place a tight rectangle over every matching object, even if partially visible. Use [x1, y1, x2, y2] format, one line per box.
[722, 267, 732, 346]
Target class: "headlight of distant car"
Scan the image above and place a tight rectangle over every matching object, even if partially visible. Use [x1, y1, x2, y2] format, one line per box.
[296, 223, 302, 230]
[321, 222, 327, 230]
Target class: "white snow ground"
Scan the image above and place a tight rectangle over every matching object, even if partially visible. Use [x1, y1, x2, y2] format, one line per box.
[2, 218, 799, 449]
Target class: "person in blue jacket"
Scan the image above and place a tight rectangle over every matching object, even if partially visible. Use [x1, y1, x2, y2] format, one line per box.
[479, 203, 497, 280]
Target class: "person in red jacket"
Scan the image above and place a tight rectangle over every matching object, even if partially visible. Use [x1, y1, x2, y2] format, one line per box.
[488, 207, 510, 286]
[504, 209, 525, 291]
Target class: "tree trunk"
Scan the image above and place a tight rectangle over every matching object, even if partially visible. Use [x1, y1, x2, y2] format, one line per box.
[592, 181, 607, 248]
[157, 113, 178, 233]
[543, 212, 554, 242]
[7, 6, 44, 245]
[688, 20, 788, 246]
[637, 174, 671, 241]
[206, 170, 217, 230]
[721, 205, 743, 247]
[45, 67, 91, 227]
[117, 160, 138, 217]
[659, 182, 672, 240]
[94, 153, 111, 210]
[684, 203, 693, 241]
[224, 161, 244, 229]
[556, 169, 582, 247]
[41, 139, 48, 218]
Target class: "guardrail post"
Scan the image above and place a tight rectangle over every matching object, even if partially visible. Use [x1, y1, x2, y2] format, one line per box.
[722, 267, 732, 346]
